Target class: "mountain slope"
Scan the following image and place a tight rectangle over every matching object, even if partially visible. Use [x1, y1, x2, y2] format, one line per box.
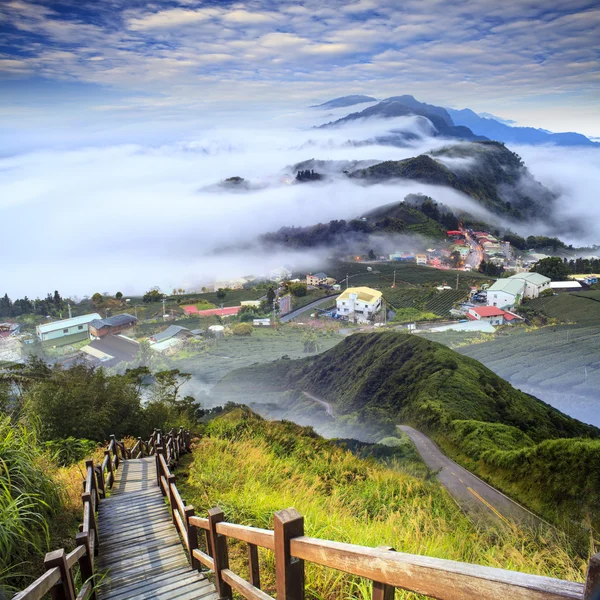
[321, 96, 487, 142]
[349, 141, 555, 219]
[311, 95, 377, 109]
[447, 108, 599, 147]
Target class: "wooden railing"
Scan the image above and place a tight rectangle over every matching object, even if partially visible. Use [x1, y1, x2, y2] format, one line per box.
[13, 427, 600, 600]
[12, 427, 190, 600]
[154, 438, 600, 600]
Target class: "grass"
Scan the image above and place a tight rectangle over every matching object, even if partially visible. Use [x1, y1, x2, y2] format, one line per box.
[176, 409, 587, 600]
[0, 417, 98, 594]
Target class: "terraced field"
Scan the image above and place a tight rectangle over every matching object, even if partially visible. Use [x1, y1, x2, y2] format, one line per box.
[383, 288, 468, 316]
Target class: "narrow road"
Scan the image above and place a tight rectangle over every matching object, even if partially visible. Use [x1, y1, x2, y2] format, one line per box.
[280, 294, 338, 322]
[398, 426, 542, 528]
[303, 391, 334, 416]
[462, 227, 484, 270]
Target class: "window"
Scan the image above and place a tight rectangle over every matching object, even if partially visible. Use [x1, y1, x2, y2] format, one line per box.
[63, 329, 69, 334]
[78, 325, 83, 330]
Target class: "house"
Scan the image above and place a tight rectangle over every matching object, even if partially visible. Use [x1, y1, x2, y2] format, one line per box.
[80, 334, 139, 367]
[486, 279, 526, 308]
[240, 300, 262, 308]
[306, 272, 329, 286]
[415, 254, 428, 265]
[0, 323, 20, 338]
[89, 314, 137, 338]
[253, 318, 271, 327]
[336, 287, 382, 322]
[214, 278, 248, 290]
[506, 272, 551, 298]
[150, 325, 194, 344]
[36, 313, 101, 345]
[467, 306, 523, 326]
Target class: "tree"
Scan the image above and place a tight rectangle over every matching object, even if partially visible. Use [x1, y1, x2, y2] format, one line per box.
[266, 287, 276, 307]
[143, 288, 164, 303]
[531, 257, 572, 281]
[289, 283, 307, 297]
[368, 249, 376, 260]
[216, 289, 226, 300]
[92, 292, 103, 305]
[115, 291, 123, 300]
[233, 323, 253, 336]
[53, 290, 62, 307]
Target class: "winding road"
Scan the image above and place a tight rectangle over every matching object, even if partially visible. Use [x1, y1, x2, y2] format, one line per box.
[303, 391, 334, 417]
[398, 426, 542, 528]
[280, 294, 339, 323]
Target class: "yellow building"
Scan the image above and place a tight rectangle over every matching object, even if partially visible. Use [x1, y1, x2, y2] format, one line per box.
[336, 287, 382, 321]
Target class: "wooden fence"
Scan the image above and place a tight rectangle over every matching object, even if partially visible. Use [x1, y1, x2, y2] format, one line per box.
[12, 429, 600, 600]
[11, 428, 190, 600]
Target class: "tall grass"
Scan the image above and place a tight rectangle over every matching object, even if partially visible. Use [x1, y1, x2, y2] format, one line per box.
[177, 409, 587, 600]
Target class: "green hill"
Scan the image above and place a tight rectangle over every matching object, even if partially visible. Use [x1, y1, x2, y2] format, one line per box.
[215, 332, 600, 527]
[349, 141, 555, 220]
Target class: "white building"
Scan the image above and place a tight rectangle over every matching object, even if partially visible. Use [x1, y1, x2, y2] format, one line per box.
[336, 287, 382, 322]
[507, 272, 551, 298]
[270, 267, 292, 282]
[486, 279, 526, 309]
[36, 313, 101, 344]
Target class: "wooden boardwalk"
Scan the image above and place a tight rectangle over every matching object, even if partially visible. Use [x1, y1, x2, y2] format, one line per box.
[96, 457, 217, 600]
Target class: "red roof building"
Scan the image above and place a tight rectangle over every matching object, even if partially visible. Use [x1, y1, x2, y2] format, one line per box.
[467, 306, 523, 325]
[182, 305, 241, 317]
[446, 230, 463, 236]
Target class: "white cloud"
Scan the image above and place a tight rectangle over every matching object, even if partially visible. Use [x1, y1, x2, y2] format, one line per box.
[127, 7, 218, 30]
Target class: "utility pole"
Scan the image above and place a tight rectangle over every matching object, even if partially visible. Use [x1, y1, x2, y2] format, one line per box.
[162, 298, 166, 318]
[456, 273, 459, 291]
[393, 270, 396, 288]
[68, 304, 72, 319]
[346, 274, 349, 289]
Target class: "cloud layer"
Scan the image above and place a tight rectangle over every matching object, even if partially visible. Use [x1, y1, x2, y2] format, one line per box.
[0, 0, 599, 134]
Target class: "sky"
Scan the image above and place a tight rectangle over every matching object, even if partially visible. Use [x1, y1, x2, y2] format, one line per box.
[0, 0, 599, 135]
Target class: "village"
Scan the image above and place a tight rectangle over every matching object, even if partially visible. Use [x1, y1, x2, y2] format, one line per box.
[1, 226, 598, 372]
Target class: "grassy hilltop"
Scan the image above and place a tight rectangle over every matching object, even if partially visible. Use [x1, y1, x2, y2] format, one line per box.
[176, 408, 587, 599]
[215, 332, 600, 528]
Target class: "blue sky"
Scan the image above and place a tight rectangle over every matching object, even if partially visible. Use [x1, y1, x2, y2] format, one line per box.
[1, 0, 599, 134]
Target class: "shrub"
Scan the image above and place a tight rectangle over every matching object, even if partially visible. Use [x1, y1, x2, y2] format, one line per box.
[233, 323, 253, 336]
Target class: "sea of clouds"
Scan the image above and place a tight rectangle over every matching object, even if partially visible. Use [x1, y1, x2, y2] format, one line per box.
[1, 105, 599, 299]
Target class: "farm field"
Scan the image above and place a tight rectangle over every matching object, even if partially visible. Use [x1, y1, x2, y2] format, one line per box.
[383, 288, 467, 316]
[170, 325, 343, 394]
[424, 291, 600, 427]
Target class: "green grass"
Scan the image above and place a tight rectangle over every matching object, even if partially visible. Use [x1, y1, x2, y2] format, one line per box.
[383, 288, 467, 316]
[176, 409, 586, 600]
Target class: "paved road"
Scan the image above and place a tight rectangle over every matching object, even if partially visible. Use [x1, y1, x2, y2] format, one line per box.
[280, 295, 338, 322]
[463, 228, 484, 270]
[398, 425, 542, 528]
[303, 391, 334, 416]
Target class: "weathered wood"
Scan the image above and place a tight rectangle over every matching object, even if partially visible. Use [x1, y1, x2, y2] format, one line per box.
[216, 522, 274, 550]
[372, 546, 395, 600]
[104, 450, 114, 489]
[584, 553, 600, 600]
[192, 548, 215, 571]
[189, 515, 210, 530]
[208, 507, 232, 599]
[12, 567, 61, 600]
[75, 580, 93, 600]
[185, 505, 199, 570]
[45, 548, 76, 600]
[75, 532, 96, 600]
[82, 492, 97, 541]
[167, 474, 177, 522]
[65, 545, 86, 569]
[289, 537, 585, 600]
[274, 508, 304, 600]
[248, 543, 261, 589]
[221, 569, 274, 600]
[94, 465, 105, 499]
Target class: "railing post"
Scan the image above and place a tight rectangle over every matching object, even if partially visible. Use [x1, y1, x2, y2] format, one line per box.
[82, 492, 98, 548]
[85, 460, 99, 507]
[248, 543, 261, 589]
[137, 437, 143, 458]
[155, 445, 163, 490]
[45, 548, 76, 600]
[208, 507, 232, 599]
[167, 474, 177, 522]
[94, 465, 105, 499]
[104, 449, 114, 488]
[110, 435, 119, 469]
[75, 532, 96, 600]
[184, 505, 199, 570]
[274, 508, 304, 600]
[372, 546, 396, 600]
[584, 553, 600, 600]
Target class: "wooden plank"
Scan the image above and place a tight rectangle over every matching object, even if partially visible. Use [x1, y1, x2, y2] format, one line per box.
[216, 522, 275, 550]
[12, 567, 61, 600]
[189, 515, 209, 530]
[274, 508, 304, 600]
[289, 537, 585, 600]
[65, 544, 86, 569]
[248, 543, 261, 589]
[222, 569, 274, 600]
[106, 573, 211, 600]
[193, 548, 215, 571]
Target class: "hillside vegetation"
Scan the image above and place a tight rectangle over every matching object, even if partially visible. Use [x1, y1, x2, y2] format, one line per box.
[177, 408, 587, 599]
[215, 332, 600, 528]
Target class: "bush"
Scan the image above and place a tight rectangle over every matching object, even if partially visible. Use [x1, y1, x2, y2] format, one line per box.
[233, 323, 253, 336]
[289, 283, 308, 297]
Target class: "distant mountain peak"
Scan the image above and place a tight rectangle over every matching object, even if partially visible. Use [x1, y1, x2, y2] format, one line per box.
[311, 95, 377, 109]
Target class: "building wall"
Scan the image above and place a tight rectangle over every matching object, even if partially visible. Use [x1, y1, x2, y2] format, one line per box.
[40, 323, 89, 341]
[337, 297, 382, 318]
[89, 322, 135, 338]
[487, 291, 517, 309]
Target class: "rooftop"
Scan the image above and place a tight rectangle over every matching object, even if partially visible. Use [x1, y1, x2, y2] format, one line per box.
[508, 272, 551, 285]
[89, 314, 137, 329]
[470, 306, 506, 317]
[151, 325, 191, 343]
[38, 313, 101, 334]
[337, 287, 382, 304]
[488, 278, 526, 296]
